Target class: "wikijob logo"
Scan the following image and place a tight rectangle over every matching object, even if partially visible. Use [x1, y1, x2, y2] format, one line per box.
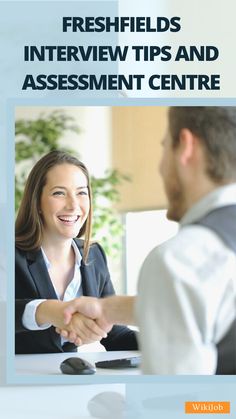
[185, 401, 230, 414]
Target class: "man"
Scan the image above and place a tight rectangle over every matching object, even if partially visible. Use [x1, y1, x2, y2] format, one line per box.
[60, 107, 236, 374]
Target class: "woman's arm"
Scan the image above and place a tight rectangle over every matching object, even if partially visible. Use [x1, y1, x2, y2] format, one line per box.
[15, 246, 109, 347]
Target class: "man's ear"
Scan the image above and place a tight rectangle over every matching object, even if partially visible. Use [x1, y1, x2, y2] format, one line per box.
[178, 128, 197, 166]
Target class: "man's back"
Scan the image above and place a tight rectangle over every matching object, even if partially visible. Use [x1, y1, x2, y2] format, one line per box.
[194, 205, 236, 374]
[136, 184, 236, 374]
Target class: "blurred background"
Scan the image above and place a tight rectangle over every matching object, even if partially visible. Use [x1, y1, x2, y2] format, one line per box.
[15, 106, 178, 296]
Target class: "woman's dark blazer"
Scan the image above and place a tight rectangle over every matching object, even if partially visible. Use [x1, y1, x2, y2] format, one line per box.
[15, 239, 138, 354]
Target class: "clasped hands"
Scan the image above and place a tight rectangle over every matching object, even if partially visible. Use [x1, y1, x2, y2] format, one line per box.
[55, 296, 112, 346]
[37, 295, 133, 346]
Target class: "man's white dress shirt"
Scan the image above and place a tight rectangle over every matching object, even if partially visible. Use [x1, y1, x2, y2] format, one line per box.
[136, 184, 236, 374]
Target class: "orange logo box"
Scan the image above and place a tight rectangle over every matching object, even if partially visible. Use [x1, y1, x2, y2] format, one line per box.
[185, 402, 230, 414]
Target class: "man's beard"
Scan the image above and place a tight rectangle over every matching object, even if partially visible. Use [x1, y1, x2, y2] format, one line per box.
[165, 177, 186, 222]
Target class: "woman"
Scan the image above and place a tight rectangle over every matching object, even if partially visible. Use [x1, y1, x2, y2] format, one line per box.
[15, 150, 137, 354]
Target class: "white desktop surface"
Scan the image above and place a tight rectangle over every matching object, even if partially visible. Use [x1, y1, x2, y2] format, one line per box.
[15, 350, 141, 376]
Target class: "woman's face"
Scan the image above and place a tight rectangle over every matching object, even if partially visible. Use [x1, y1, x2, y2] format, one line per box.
[40, 163, 90, 242]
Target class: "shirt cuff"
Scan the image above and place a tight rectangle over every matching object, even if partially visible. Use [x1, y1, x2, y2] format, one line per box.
[22, 299, 52, 330]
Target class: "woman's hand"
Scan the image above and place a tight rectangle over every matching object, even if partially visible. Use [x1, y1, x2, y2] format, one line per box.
[56, 311, 109, 346]
[55, 296, 113, 345]
[35, 299, 110, 346]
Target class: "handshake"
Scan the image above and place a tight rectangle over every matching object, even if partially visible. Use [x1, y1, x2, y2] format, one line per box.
[36, 295, 135, 346]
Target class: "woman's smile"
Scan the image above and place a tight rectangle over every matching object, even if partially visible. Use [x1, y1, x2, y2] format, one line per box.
[40, 163, 90, 241]
[57, 215, 80, 225]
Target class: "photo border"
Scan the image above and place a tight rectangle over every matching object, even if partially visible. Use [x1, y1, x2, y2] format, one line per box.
[8, 97, 236, 384]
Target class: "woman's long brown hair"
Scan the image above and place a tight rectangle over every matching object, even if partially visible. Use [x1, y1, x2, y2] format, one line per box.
[15, 150, 92, 262]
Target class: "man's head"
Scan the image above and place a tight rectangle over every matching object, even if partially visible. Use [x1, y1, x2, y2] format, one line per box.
[160, 107, 236, 221]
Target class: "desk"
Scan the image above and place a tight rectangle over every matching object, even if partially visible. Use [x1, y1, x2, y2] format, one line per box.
[15, 350, 141, 376]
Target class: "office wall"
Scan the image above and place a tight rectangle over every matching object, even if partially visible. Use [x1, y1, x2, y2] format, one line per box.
[15, 106, 168, 211]
[112, 106, 168, 212]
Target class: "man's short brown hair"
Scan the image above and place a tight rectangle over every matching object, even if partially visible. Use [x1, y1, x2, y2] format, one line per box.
[169, 107, 236, 182]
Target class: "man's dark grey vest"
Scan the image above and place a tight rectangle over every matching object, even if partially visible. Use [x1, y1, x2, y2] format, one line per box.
[194, 205, 236, 374]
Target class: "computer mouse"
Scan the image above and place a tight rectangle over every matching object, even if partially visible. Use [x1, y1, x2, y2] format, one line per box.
[60, 357, 96, 375]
